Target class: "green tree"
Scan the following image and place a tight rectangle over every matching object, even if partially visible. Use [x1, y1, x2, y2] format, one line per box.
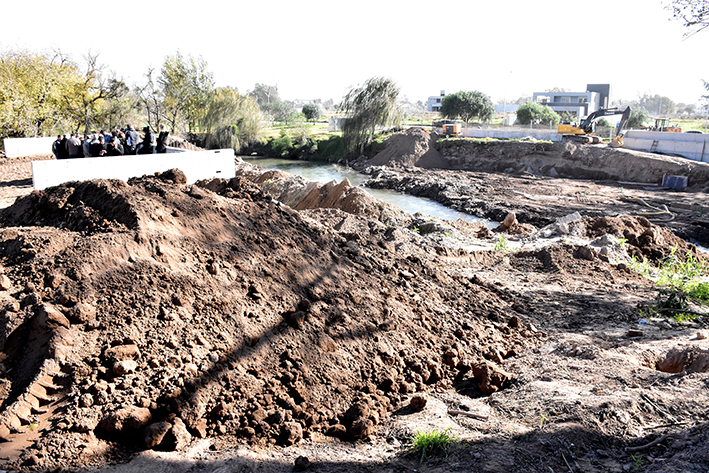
[302, 103, 322, 123]
[0, 49, 81, 138]
[250, 83, 280, 108]
[627, 108, 650, 128]
[267, 101, 296, 124]
[668, 0, 709, 38]
[439, 90, 494, 125]
[340, 77, 401, 154]
[634, 94, 675, 116]
[203, 87, 263, 150]
[158, 51, 214, 132]
[516, 103, 560, 126]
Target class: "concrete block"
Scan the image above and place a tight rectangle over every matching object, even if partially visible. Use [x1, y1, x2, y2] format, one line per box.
[662, 175, 688, 190]
[3, 137, 55, 158]
[31, 149, 236, 190]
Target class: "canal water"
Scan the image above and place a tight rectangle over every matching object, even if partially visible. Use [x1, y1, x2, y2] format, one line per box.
[242, 158, 495, 226]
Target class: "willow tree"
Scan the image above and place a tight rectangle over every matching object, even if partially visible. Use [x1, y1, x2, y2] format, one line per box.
[340, 77, 401, 154]
[203, 87, 263, 151]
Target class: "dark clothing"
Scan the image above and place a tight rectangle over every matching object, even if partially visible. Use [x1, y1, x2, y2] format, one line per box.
[156, 130, 169, 153]
[52, 139, 62, 159]
[125, 129, 139, 155]
[58, 138, 69, 160]
[89, 141, 106, 157]
[138, 130, 155, 154]
[106, 141, 124, 156]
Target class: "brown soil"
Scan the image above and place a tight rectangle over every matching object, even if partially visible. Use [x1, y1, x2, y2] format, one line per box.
[0, 136, 708, 473]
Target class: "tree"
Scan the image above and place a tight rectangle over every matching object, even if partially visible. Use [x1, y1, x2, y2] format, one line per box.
[627, 108, 650, 128]
[634, 94, 675, 116]
[340, 77, 401, 154]
[250, 84, 280, 108]
[302, 103, 322, 123]
[516, 103, 560, 126]
[267, 101, 296, 124]
[158, 51, 214, 132]
[439, 90, 494, 125]
[0, 49, 81, 138]
[202, 86, 263, 150]
[135, 68, 167, 132]
[668, 0, 709, 38]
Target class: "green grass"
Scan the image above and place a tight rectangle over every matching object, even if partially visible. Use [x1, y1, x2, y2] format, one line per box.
[409, 428, 459, 463]
[629, 246, 709, 320]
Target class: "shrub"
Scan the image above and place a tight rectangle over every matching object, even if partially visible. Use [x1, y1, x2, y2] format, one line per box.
[517, 103, 560, 126]
[266, 132, 294, 158]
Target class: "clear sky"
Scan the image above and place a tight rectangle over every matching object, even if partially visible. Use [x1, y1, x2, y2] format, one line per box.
[1, 0, 706, 106]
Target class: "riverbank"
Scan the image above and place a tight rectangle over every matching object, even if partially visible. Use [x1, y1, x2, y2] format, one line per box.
[353, 128, 709, 247]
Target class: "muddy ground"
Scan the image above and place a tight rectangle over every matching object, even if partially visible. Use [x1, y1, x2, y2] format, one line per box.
[0, 130, 707, 473]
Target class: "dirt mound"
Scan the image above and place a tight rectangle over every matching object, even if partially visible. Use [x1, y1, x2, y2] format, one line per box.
[356, 129, 709, 189]
[0, 171, 540, 470]
[586, 215, 701, 263]
[366, 128, 448, 169]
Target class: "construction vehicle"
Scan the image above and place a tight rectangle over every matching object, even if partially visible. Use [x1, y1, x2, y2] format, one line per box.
[441, 123, 462, 138]
[433, 119, 463, 138]
[651, 118, 682, 133]
[557, 106, 631, 145]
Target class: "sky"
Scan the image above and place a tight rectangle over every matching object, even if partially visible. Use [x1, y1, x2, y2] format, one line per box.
[1, 0, 707, 107]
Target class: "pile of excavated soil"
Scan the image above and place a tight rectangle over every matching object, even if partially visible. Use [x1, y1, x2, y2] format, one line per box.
[364, 127, 448, 169]
[357, 129, 709, 191]
[0, 152, 708, 472]
[0, 171, 543, 470]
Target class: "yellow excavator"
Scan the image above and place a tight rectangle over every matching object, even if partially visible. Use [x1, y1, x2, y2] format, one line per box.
[557, 106, 631, 146]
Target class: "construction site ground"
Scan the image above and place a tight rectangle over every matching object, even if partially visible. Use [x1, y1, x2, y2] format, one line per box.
[0, 129, 707, 473]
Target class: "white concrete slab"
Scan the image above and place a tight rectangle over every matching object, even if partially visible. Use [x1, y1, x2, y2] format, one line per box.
[31, 149, 236, 190]
[623, 130, 708, 162]
[463, 128, 561, 141]
[3, 137, 55, 158]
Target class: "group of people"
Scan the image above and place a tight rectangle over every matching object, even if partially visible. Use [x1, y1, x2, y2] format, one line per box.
[52, 124, 170, 159]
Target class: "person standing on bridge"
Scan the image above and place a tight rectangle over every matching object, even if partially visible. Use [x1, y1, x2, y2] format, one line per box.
[138, 126, 155, 154]
[156, 124, 169, 153]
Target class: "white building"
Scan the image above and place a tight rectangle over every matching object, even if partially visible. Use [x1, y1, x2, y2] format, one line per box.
[532, 84, 611, 117]
[427, 90, 446, 112]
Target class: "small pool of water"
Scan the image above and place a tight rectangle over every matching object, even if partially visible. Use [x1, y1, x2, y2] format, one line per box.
[242, 158, 496, 226]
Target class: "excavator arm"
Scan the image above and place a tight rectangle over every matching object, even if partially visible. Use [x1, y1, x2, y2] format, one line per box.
[580, 107, 631, 134]
[559, 106, 632, 146]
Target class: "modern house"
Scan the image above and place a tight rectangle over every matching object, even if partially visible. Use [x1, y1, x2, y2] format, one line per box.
[532, 84, 611, 117]
[427, 90, 446, 112]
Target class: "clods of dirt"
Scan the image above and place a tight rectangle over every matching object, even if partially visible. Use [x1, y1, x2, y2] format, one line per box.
[0, 170, 544, 470]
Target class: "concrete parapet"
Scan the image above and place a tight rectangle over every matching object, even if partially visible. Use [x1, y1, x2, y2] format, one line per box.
[463, 128, 561, 142]
[623, 130, 708, 162]
[3, 137, 55, 158]
[31, 149, 236, 190]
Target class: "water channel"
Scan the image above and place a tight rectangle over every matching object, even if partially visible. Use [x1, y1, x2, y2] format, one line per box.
[242, 157, 496, 227]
